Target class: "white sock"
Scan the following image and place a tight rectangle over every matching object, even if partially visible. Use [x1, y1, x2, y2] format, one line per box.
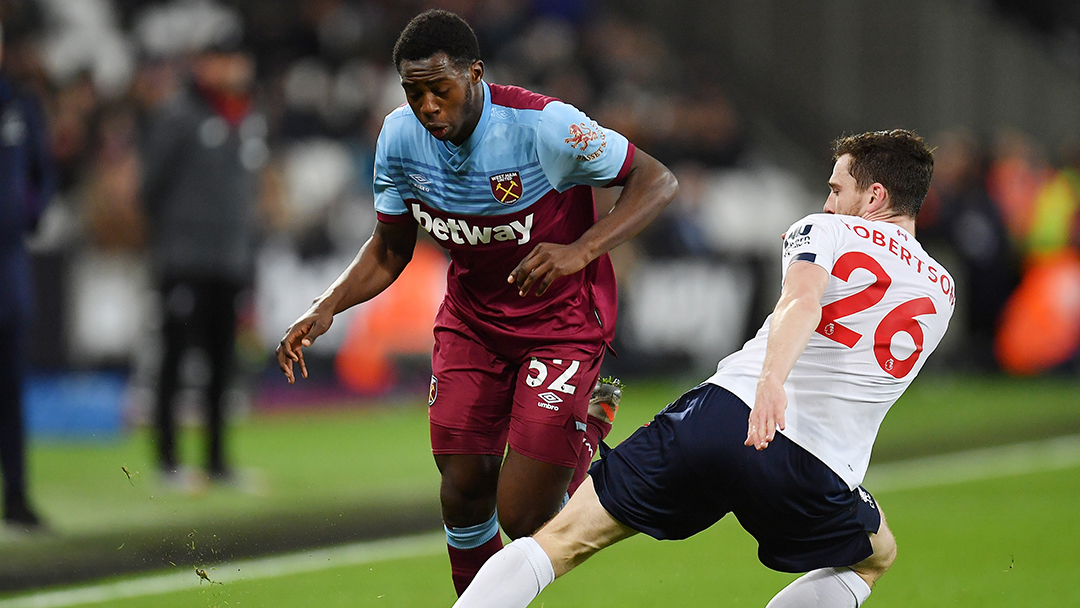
[766, 567, 872, 608]
[453, 537, 556, 608]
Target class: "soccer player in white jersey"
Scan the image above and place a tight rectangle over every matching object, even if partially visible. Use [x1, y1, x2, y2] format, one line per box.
[453, 129, 953, 608]
[276, 9, 678, 596]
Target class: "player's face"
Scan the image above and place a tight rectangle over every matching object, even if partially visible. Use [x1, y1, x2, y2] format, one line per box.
[399, 53, 484, 146]
[824, 154, 874, 217]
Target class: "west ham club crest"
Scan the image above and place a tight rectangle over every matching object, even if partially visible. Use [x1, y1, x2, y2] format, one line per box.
[489, 171, 523, 204]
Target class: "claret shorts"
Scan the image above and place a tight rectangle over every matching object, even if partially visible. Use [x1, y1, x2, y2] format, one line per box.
[428, 310, 605, 469]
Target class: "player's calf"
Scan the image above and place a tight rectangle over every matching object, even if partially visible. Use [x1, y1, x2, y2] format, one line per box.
[766, 567, 872, 608]
[446, 514, 504, 597]
[436, 453, 504, 595]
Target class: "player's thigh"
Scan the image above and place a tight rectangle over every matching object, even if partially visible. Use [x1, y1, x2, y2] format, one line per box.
[429, 325, 516, 458]
[496, 448, 574, 539]
[506, 345, 604, 470]
[534, 476, 638, 578]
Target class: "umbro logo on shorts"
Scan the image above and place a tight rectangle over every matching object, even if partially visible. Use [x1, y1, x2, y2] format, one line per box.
[537, 392, 563, 411]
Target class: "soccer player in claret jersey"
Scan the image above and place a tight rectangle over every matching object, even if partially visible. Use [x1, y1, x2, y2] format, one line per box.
[453, 130, 954, 608]
[275, 9, 677, 596]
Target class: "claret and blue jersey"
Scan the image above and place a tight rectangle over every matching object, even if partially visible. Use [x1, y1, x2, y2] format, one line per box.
[373, 81, 635, 344]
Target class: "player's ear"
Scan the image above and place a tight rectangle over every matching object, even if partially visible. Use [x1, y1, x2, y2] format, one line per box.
[469, 60, 484, 84]
[867, 182, 889, 213]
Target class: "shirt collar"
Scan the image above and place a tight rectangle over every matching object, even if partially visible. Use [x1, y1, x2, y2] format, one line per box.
[439, 80, 491, 167]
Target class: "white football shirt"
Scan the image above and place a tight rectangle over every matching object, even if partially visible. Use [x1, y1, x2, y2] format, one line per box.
[706, 213, 955, 489]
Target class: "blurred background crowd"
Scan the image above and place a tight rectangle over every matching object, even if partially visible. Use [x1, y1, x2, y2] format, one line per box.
[1, 0, 1078, 441]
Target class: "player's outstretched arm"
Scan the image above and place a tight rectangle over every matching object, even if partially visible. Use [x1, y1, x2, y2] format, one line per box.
[276, 220, 417, 383]
[746, 261, 829, 450]
[508, 150, 677, 296]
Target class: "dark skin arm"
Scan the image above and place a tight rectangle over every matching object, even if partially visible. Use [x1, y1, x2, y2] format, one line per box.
[507, 149, 678, 296]
[276, 220, 417, 383]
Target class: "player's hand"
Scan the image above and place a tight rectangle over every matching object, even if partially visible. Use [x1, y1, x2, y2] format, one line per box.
[507, 242, 591, 297]
[276, 305, 334, 384]
[746, 380, 787, 450]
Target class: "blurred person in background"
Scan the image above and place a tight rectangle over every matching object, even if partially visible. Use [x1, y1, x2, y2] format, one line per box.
[0, 19, 55, 531]
[139, 26, 263, 490]
[919, 131, 1019, 370]
[277, 9, 677, 596]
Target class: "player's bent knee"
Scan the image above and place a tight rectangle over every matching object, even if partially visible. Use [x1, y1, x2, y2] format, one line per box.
[853, 517, 897, 584]
[496, 450, 575, 539]
[499, 508, 556, 540]
[873, 531, 898, 574]
[437, 454, 501, 526]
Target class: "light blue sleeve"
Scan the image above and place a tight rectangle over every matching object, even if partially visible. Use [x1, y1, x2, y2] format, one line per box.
[372, 116, 408, 216]
[535, 101, 632, 192]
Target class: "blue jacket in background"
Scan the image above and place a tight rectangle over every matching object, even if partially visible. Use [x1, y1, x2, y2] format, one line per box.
[0, 74, 55, 325]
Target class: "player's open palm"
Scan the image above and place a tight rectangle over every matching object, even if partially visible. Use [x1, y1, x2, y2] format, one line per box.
[508, 242, 590, 297]
[276, 307, 334, 384]
[746, 380, 787, 450]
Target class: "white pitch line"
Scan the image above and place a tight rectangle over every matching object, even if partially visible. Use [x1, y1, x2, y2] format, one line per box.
[0, 532, 445, 608]
[4, 434, 1080, 608]
[865, 433, 1080, 492]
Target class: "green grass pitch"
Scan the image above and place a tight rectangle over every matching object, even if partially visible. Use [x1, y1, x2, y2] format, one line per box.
[1, 373, 1078, 607]
[15, 465, 1079, 608]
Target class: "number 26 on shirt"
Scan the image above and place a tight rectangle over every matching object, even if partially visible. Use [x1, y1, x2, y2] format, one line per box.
[815, 251, 937, 379]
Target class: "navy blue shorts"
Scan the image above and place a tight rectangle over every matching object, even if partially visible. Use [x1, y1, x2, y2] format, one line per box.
[589, 383, 880, 573]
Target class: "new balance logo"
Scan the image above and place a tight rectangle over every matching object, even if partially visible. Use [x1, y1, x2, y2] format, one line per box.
[783, 224, 812, 250]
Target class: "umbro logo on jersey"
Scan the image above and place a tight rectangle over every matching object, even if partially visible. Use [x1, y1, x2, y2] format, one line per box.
[490, 171, 523, 204]
[409, 173, 432, 192]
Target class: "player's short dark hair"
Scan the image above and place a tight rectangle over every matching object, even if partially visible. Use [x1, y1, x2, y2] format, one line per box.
[392, 9, 481, 73]
[832, 129, 935, 218]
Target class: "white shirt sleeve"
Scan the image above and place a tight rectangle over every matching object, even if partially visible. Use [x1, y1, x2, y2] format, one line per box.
[780, 214, 843, 282]
[534, 101, 631, 192]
